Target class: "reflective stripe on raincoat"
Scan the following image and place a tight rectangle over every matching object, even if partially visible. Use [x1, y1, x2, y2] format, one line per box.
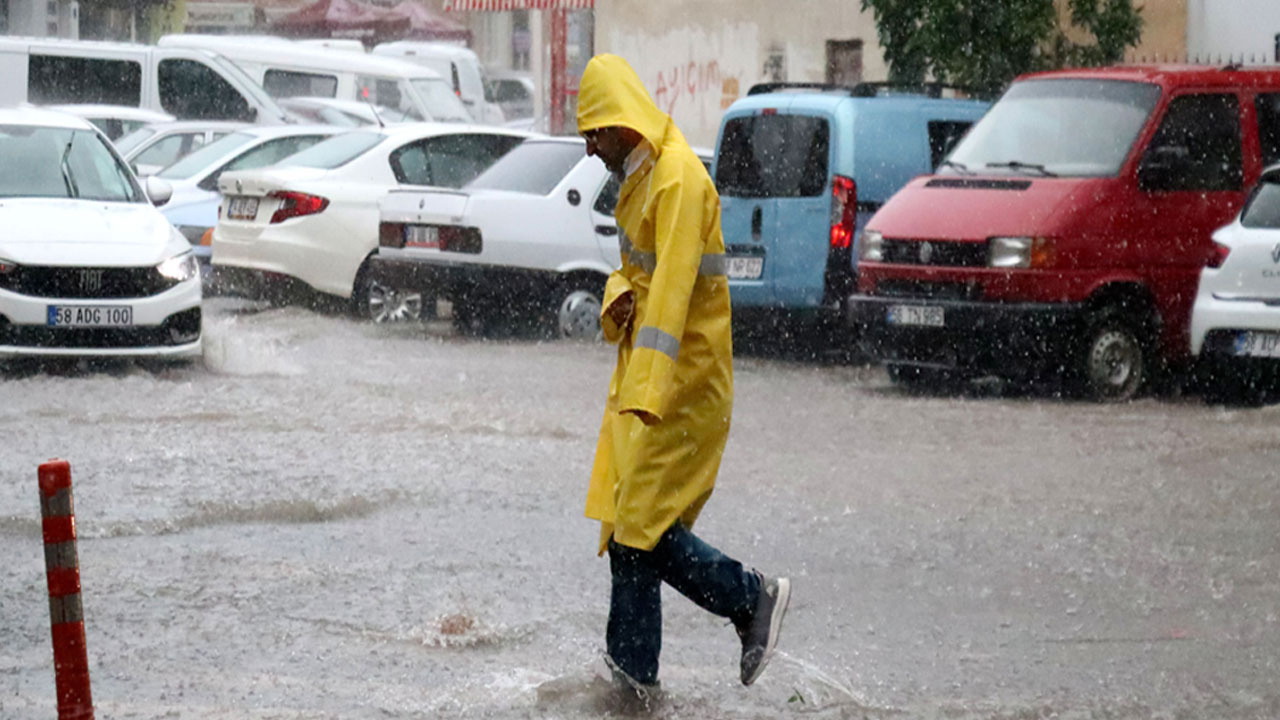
[579, 54, 734, 553]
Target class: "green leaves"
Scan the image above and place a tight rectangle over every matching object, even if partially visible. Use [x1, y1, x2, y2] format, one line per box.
[861, 0, 1144, 92]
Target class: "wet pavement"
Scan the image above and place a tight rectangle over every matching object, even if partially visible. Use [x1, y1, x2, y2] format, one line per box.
[2, 298, 1278, 719]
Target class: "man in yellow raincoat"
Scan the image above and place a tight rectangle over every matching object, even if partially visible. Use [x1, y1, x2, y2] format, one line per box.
[578, 53, 791, 693]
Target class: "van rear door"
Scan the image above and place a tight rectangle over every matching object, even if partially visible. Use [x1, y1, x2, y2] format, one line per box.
[715, 109, 831, 309]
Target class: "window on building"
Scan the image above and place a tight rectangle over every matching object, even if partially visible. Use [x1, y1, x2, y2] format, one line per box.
[825, 39, 863, 87]
[28, 55, 142, 105]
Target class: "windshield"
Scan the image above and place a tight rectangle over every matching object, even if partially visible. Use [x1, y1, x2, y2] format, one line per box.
[947, 79, 1161, 177]
[157, 131, 255, 179]
[283, 130, 386, 170]
[0, 125, 143, 202]
[466, 141, 584, 195]
[114, 126, 157, 156]
[410, 78, 473, 123]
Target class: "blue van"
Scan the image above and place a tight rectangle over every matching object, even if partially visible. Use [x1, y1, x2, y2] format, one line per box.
[712, 83, 990, 320]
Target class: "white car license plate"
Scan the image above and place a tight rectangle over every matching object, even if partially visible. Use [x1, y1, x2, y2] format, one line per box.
[405, 225, 441, 249]
[228, 196, 259, 221]
[887, 304, 944, 327]
[47, 305, 133, 327]
[726, 256, 763, 280]
[1233, 330, 1280, 358]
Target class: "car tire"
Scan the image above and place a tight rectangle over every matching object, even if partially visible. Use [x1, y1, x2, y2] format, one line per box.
[1075, 309, 1147, 402]
[552, 279, 604, 341]
[353, 260, 423, 324]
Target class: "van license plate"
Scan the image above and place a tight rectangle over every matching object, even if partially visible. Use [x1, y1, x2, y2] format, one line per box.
[228, 196, 259, 220]
[47, 305, 134, 327]
[887, 304, 944, 327]
[726, 256, 763, 280]
[1233, 330, 1280, 358]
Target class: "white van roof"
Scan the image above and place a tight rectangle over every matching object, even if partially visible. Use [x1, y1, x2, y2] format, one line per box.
[158, 34, 447, 81]
[373, 41, 479, 62]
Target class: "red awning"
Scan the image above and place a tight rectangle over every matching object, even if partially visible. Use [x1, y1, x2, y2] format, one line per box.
[443, 0, 593, 10]
[272, 0, 410, 39]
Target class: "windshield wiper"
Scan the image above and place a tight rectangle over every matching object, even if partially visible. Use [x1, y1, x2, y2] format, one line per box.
[60, 134, 80, 198]
[986, 160, 1057, 177]
[937, 159, 973, 175]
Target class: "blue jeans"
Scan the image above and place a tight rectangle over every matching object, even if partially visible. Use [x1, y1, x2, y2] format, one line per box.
[606, 522, 760, 685]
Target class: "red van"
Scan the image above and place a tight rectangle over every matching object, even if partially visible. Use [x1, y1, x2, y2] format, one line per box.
[849, 65, 1280, 400]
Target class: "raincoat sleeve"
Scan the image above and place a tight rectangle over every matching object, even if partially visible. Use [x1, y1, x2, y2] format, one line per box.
[617, 170, 706, 422]
[599, 270, 634, 344]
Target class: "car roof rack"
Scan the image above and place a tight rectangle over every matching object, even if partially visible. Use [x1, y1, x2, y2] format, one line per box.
[746, 81, 999, 100]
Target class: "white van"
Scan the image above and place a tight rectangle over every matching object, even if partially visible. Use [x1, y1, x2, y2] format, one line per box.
[158, 35, 473, 125]
[0, 37, 291, 124]
[372, 41, 505, 125]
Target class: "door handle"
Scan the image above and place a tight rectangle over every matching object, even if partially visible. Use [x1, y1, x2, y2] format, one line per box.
[596, 225, 618, 236]
[751, 206, 762, 241]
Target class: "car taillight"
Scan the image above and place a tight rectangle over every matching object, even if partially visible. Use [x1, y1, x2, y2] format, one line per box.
[379, 222, 405, 248]
[830, 175, 856, 249]
[1207, 241, 1230, 268]
[269, 191, 329, 224]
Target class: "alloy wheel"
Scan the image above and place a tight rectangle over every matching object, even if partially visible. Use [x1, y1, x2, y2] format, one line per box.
[557, 289, 603, 341]
[366, 281, 423, 324]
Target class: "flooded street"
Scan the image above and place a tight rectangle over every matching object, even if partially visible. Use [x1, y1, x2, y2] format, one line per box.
[2, 299, 1279, 719]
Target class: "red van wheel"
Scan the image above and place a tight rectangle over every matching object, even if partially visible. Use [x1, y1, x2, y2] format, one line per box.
[1077, 310, 1146, 401]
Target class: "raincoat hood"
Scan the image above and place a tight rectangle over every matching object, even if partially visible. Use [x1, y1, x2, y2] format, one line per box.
[576, 54, 670, 153]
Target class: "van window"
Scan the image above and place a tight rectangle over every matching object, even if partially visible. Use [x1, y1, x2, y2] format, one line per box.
[158, 59, 254, 121]
[1139, 93, 1242, 193]
[263, 70, 339, 99]
[948, 79, 1159, 177]
[390, 133, 523, 187]
[465, 141, 582, 195]
[927, 120, 972, 170]
[1242, 180, 1280, 228]
[1255, 93, 1280, 167]
[28, 55, 142, 106]
[715, 114, 829, 198]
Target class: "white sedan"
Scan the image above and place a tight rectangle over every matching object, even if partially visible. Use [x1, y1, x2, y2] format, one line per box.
[0, 108, 201, 361]
[1190, 167, 1280, 404]
[210, 123, 533, 318]
[373, 138, 712, 338]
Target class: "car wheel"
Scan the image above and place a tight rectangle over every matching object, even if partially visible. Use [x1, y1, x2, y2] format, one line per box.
[555, 286, 603, 341]
[365, 280, 423, 324]
[1077, 310, 1146, 401]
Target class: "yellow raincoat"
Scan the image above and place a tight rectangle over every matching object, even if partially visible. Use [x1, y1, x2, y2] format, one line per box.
[579, 54, 734, 554]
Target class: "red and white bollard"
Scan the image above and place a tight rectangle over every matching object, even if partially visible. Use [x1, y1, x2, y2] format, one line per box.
[38, 459, 94, 720]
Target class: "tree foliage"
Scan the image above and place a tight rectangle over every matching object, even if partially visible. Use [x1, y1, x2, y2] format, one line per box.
[860, 0, 1144, 91]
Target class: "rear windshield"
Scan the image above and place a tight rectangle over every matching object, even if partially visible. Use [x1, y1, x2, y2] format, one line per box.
[157, 131, 254, 179]
[283, 131, 386, 170]
[466, 141, 584, 195]
[714, 114, 829, 198]
[1242, 180, 1280, 228]
[947, 79, 1160, 177]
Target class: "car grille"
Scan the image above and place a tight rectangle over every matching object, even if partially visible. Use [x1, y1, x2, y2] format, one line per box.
[0, 266, 179, 299]
[874, 279, 982, 301]
[0, 307, 200, 348]
[882, 239, 988, 267]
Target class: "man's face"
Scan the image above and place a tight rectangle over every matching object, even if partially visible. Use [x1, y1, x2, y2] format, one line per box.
[583, 126, 633, 174]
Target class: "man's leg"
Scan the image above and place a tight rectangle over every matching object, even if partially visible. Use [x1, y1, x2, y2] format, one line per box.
[606, 538, 663, 686]
[648, 522, 759, 624]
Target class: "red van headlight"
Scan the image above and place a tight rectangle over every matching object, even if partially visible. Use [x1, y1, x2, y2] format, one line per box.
[989, 237, 1055, 269]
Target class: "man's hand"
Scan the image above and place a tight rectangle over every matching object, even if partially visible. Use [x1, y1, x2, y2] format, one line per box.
[606, 291, 634, 331]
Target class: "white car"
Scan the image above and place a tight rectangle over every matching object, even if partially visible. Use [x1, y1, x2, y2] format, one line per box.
[114, 120, 250, 178]
[210, 123, 534, 317]
[152, 124, 344, 274]
[43, 104, 176, 141]
[278, 97, 420, 127]
[1190, 167, 1280, 404]
[373, 138, 713, 338]
[0, 108, 201, 361]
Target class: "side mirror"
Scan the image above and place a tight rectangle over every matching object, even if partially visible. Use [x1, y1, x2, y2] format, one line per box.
[146, 176, 173, 207]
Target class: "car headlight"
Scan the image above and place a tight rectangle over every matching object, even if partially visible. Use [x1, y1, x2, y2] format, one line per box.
[157, 252, 199, 282]
[860, 229, 884, 262]
[988, 237, 1055, 269]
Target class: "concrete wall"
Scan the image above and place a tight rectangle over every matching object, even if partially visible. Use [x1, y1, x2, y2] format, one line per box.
[1187, 0, 1280, 63]
[594, 0, 887, 146]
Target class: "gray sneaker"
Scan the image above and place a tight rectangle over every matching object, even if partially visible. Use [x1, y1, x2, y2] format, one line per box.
[736, 573, 791, 686]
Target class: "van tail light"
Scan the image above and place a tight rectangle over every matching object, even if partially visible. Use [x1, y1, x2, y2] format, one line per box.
[830, 175, 857, 249]
[269, 191, 329, 224]
[1206, 241, 1231, 268]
